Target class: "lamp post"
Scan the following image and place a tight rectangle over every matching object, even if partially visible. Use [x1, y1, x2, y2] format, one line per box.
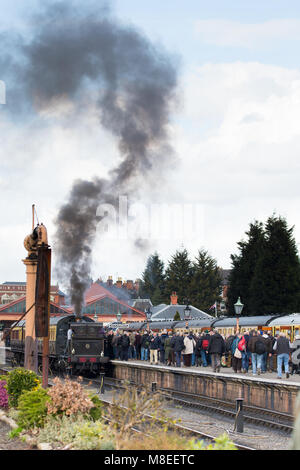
[184, 301, 192, 329]
[145, 307, 152, 331]
[234, 297, 244, 334]
[116, 307, 122, 325]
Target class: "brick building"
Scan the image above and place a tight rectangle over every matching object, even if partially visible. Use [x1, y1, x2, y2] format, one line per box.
[0, 282, 66, 306]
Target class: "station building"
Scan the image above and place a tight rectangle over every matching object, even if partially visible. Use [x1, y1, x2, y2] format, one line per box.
[0, 282, 66, 306]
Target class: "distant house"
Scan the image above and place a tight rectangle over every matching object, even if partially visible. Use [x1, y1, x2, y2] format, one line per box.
[80, 283, 146, 324]
[0, 281, 66, 306]
[150, 292, 212, 322]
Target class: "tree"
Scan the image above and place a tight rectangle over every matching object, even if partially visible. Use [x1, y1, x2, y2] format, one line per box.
[227, 215, 300, 316]
[139, 252, 166, 304]
[227, 220, 265, 315]
[164, 248, 193, 304]
[249, 215, 300, 314]
[173, 311, 181, 321]
[189, 249, 222, 312]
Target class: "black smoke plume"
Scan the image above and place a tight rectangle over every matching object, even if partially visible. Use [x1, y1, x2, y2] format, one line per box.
[3, 1, 178, 315]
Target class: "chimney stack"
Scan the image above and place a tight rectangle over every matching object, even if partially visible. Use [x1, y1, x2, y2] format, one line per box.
[170, 292, 178, 305]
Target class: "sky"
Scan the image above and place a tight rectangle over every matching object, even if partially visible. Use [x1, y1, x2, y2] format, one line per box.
[1, 0, 300, 291]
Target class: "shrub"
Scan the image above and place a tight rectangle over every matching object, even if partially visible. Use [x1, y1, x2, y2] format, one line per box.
[5, 368, 40, 407]
[104, 382, 178, 443]
[37, 415, 115, 450]
[188, 433, 237, 450]
[17, 387, 50, 429]
[46, 377, 93, 417]
[0, 380, 8, 409]
[88, 394, 103, 421]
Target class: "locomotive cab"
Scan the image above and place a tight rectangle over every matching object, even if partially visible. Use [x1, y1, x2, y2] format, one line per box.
[69, 321, 109, 369]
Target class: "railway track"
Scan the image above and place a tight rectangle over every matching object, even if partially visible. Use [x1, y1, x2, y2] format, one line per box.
[94, 394, 255, 451]
[102, 376, 294, 434]
[0, 365, 292, 449]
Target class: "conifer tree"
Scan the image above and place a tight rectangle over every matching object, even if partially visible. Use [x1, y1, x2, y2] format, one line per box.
[139, 252, 166, 304]
[190, 249, 222, 311]
[227, 221, 265, 315]
[228, 215, 300, 316]
[249, 215, 300, 314]
[164, 248, 193, 304]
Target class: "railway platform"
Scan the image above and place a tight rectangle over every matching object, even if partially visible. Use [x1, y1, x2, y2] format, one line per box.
[108, 360, 300, 416]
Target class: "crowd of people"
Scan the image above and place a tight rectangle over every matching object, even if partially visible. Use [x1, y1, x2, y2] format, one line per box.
[105, 328, 300, 379]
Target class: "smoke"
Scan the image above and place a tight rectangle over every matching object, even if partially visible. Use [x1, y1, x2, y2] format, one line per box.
[3, 1, 179, 315]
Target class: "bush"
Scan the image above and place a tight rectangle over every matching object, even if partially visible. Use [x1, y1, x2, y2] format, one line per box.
[0, 380, 8, 409]
[46, 377, 93, 417]
[5, 368, 40, 407]
[37, 415, 115, 450]
[17, 387, 50, 429]
[88, 394, 103, 421]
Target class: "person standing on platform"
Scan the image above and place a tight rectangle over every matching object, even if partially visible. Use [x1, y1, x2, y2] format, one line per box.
[231, 333, 243, 373]
[199, 330, 210, 367]
[141, 330, 150, 361]
[119, 331, 130, 361]
[149, 332, 161, 365]
[105, 330, 114, 360]
[273, 332, 291, 379]
[129, 331, 136, 360]
[134, 331, 142, 360]
[164, 334, 173, 366]
[248, 330, 265, 375]
[261, 332, 273, 373]
[241, 331, 250, 373]
[208, 329, 225, 373]
[170, 332, 184, 367]
[111, 331, 120, 359]
[159, 330, 168, 364]
[182, 331, 196, 367]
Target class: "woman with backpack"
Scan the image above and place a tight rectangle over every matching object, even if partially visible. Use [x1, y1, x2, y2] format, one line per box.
[231, 333, 244, 373]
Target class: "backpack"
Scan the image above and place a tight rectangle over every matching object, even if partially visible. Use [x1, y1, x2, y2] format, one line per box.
[202, 339, 209, 350]
[225, 336, 234, 352]
[255, 339, 266, 355]
[238, 337, 246, 351]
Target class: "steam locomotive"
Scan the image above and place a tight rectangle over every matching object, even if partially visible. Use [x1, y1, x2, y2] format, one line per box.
[9, 315, 109, 375]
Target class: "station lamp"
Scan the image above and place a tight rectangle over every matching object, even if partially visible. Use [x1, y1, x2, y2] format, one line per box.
[184, 301, 192, 329]
[234, 297, 244, 333]
[145, 307, 152, 331]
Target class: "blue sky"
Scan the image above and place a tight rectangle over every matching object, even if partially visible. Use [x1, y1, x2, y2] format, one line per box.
[1, 1, 300, 290]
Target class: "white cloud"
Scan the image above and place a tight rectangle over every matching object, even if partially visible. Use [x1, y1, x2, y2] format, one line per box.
[2, 60, 300, 288]
[167, 61, 300, 267]
[194, 18, 300, 49]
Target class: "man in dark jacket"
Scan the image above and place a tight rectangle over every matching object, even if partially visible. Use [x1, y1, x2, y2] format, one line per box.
[159, 331, 168, 364]
[248, 330, 265, 375]
[170, 332, 184, 367]
[274, 332, 291, 379]
[208, 330, 225, 373]
[149, 333, 161, 365]
[261, 333, 273, 373]
[119, 331, 130, 361]
[134, 332, 142, 360]
[141, 331, 150, 361]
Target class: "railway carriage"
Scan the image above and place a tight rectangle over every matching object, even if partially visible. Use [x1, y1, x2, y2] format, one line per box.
[268, 314, 300, 341]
